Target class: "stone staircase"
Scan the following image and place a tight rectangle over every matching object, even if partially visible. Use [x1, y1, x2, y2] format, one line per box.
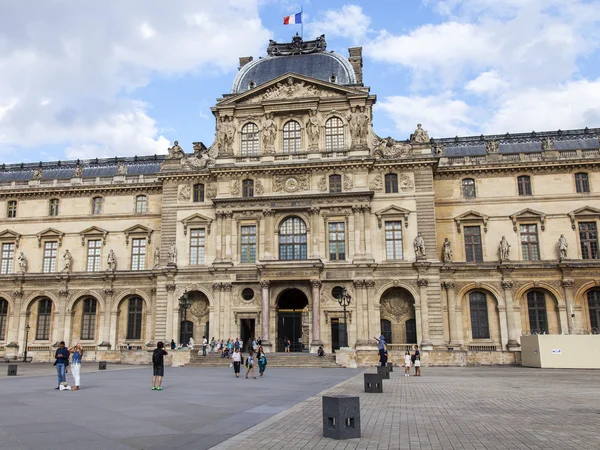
[186, 352, 340, 368]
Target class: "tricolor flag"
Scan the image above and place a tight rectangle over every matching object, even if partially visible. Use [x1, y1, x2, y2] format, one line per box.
[283, 12, 302, 25]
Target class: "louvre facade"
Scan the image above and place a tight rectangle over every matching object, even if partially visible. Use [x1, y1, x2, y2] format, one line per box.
[1, 35, 599, 365]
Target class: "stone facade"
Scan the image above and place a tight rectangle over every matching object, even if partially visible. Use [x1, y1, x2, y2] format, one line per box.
[0, 36, 599, 364]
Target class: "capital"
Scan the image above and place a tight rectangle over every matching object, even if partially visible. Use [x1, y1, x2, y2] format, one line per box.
[211, 282, 222, 291]
[417, 278, 429, 287]
[165, 283, 176, 292]
[221, 282, 232, 291]
[262, 208, 274, 217]
[501, 281, 514, 290]
[260, 280, 271, 289]
[561, 279, 575, 288]
[441, 281, 455, 290]
[310, 279, 322, 288]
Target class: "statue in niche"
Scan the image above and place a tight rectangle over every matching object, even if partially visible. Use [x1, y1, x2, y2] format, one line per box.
[168, 140, 185, 159]
[499, 236, 511, 261]
[348, 106, 369, 145]
[413, 232, 426, 257]
[306, 110, 320, 146]
[411, 124, 430, 143]
[168, 243, 177, 265]
[442, 238, 452, 263]
[62, 250, 73, 272]
[73, 166, 83, 177]
[18, 252, 27, 273]
[558, 234, 568, 260]
[261, 113, 277, 151]
[153, 247, 161, 268]
[107, 249, 116, 272]
[217, 116, 235, 154]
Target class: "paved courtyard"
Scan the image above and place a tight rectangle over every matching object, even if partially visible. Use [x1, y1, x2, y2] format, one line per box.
[1, 364, 599, 449]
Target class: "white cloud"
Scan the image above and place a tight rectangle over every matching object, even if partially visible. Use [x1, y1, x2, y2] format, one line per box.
[0, 1, 270, 161]
[465, 71, 508, 95]
[306, 5, 371, 44]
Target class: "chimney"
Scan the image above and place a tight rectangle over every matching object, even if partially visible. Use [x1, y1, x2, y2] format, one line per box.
[348, 47, 363, 85]
[238, 56, 253, 71]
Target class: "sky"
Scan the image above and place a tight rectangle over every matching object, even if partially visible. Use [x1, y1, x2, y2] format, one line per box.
[0, 0, 599, 163]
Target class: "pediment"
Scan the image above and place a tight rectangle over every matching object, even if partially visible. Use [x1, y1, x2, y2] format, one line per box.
[454, 211, 489, 233]
[36, 228, 65, 247]
[569, 206, 600, 230]
[0, 229, 21, 247]
[123, 224, 153, 245]
[181, 213, 213, 235]
[219, 73, 366, 106]
[374, 205, 411, 229]
[509, 208, 547, 232]
[79, 226, 109, 246]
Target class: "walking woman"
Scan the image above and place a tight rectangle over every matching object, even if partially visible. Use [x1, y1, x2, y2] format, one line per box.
[70, 343, 83, 390]
[284, 338, 291, 354]
[231, 347, 242, 378]
[257, 346, 267, 377]
[245, 350, 256, 379]
[413, 345, 421, 376]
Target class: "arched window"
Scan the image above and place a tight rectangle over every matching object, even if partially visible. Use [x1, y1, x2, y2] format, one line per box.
[283, 120, 301, 154]
[242, 179, 254, 198]
[405, 318, 417, 343]
[241, 123, 259, 156]
[517, 175, 532, 196]
[135, 195, 147, 213]
[0, 299, 7, 341]
[193, 184, 204, 203]
[469, 292, 490, 339]
[380, 319, 392, 344]
[527, 291, 548, 333]
[385, 174, 398, 193]
[81, 298, 97, 340]
[329, 174, 342, 193]
[462, 178, 476, 198]
[575, 173, 590, 193]
[279, 217, 307, 260]
[325, 117, 344, 150]
[587, 290, 600, 333]
[127, 297, 143, 340]
[36, 298, 52, 340]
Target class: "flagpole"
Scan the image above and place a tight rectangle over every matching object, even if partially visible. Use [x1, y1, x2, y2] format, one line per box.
[301, 6, 303, 39]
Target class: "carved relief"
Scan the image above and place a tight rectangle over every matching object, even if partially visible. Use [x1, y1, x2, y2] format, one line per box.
[317, 176, 327, 192]
[486, 140, 499, 154]
[216, 116, 236, 155]
[178, 185, 191, 202]
[231, 180, 240, 196]
[273, 174, 309, 193]
[243, 77, 337, 104]
[343, 174, 353, 191]
[347, 106, 369, 146]
[372, 136, 412, 158]
[255, 180, 264, 195]
[206, 184, 217, 199]
[369, 174, 383, 191]
[400, 173, 415, 192]
[380, 287, 415, 322]
[32, 168, 43, 180]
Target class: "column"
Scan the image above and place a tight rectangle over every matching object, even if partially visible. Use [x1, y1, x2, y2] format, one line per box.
[7, 295, 22, 344]
[166, 283, 176, 343]
[561, 279, 575, 334]
[260, 280, 271, 351]
[63, 311, 73, 345]
[310, 280, 322, 349]
[222, 283, 232, 338]
[359, 206, 367, 256]
[365, 280, 376, 340]
[417, 278, 432, 349]
[212, 283, 223, 337]
[262, 209, 274, 260]
[109, 311, 119, 348]
[442, 282, 459, 346]
[214, 212, 223, 262]
[352, 205, 361, 257]
[224, 211, 233, 261]
[309, 208, 321, 259]
[101, 293, 113, 346]
[17, 313, 27, 356]
[353, 280, 369, 346]
[501, 281, 520, 349]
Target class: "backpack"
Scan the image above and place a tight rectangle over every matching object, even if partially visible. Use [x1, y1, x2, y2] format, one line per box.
[152, 349, 162, 365]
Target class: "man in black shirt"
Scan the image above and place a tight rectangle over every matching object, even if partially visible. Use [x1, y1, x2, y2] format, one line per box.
[151, 341, 168, 391]
[54, 341, 69, 390]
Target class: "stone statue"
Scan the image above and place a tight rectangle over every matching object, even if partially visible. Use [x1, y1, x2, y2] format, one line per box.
[541, 137, 554, 151]
[442, 238, 452, 263]
[558, 234, 568, 260]
[411, 124, 430, 143]
[107, 249, 116, 272]
[486, 140, 499, 154]
[168, 243, 177, 265]
[168, 140, 185, 159]
[17, 252, 27, 273]
[306, 110, 320, 146]
[73, 165, 83, 177]
[413, 232, 426, 257]
[117, 164, 128, 175]
[261, 113, 277, 151]
[217, 116, 235, 154]
[32, 168, 43, 180]
[62, 250, 73, 272]
[153, 248, 161, 268]
[348, 107, 361, 145]
[499, 236, 511, 261]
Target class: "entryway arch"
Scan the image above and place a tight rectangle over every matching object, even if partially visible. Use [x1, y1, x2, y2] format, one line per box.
[379, 287, 417, 344]
[276, 288, 309, 352]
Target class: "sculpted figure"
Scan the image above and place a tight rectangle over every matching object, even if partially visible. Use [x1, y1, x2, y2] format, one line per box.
[107, 249, 116, 272]
[499, 236, 511, 261]
[18, 252, 27, 273]
[411, 124, 429, 143]
[348, 107, 360, 144]
[261, 113, 277, 150]
[32, 168, 43, 180]
[558, 234, 568, 260]
[117, 164, 128, 175]
[222, 117, 235, 153]
[168, 140, 185, 159]
[168, 243, 177, 265]
[153, 247, 161, 268]
[541, 137, 554, 151]
[306, 110, 320, 146]
[486, 140, 499, 154]
[413, 232, 426, 257]
[348, 106, 369, 145]
[73, 165, 83, 177]
[62, 250, 73, 272]
[442, 238, 452, 263]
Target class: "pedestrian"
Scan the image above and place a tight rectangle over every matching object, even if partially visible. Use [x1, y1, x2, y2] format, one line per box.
[257, 346, 267, 377]
[234, 338, 240, 352]
[374, 335, 387, 367]
[228, 339, 234, 355]
[170, 339, 176, 350]
[245, 350, 256, 379]
[202, 336, 207, 356]
[284, 338, 290, 354]
[317, 346, 325, 357]
[188, 336, 194, 350]
[231, 347, 242, 378]
[210, 337, 216, 356]
[152, 341, 168, 391]
[404, 350, 411, 377]
[54, 341, 69, 390]
[413, 345, 421, 376]
[257, 336, 262, 346]
[69, 343, 83, 390]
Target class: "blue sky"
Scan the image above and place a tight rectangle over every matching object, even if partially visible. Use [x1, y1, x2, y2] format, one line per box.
[0, 0, 599, 163]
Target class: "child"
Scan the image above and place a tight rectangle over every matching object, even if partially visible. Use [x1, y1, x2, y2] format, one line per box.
[152, 341, 168, 390]
[404, 350, 411, 377]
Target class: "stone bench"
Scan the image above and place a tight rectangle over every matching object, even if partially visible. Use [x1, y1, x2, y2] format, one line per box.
[322, 395, 361, 440]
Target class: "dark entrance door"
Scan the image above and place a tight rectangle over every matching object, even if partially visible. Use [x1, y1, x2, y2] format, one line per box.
[331, 319, 340, 352]
[240, 318, 255, 352]
[277, 289, 308, 352]
[180, 320, 193, 346]
[405, 318, 417, 344]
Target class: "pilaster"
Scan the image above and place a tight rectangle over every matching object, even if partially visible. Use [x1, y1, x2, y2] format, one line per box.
[310, 279, 322, 351]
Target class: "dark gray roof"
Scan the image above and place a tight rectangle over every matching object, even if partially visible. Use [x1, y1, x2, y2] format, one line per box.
[232, 52, 357, 94]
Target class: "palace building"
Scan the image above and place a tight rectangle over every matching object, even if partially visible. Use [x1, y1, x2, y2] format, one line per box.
[1, 35, 599, 365]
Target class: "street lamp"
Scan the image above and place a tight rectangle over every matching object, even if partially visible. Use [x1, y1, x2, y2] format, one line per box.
[179, 291, 192, 347]
[337, 288, 351, 348]
[23, 324, 30, 362]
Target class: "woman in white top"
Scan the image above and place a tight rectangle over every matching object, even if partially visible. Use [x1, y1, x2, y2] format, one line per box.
[404, 350, 411, 377]
[231, 348, 242, 378]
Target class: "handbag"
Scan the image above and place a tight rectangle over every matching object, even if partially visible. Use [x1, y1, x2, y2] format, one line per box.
[414, 359, 421, 367]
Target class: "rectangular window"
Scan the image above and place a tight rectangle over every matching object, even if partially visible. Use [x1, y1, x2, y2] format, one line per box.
[575, 173, 590, 193]
[86, 239, 102, 272]
[517, 176, 532, 196]
[92, 197, 103, 215]
[579, 222, 599, 260]
[131, 238, 146, 270]
[193, 184, 204, 203]
[135, 195, 147, 213]
[189, 229, 206, 265]
[0, 300, 7, 340]
[464, 226, 483, 263]
[43, 241, 58, 273]
[127, 298, 143, 340]
[329, 222, 346, 261]
[1, 243, 14, 274]
[7, 201, 17, 218]
[520, 224, 540, 261]
[36, 299, 52, 340]
[385, 221, 403, 260]
[385, 174, 398, 194]
[49, 199, 59, 216]
[240, 225, 256, 263]
[81, 299, 97, 340]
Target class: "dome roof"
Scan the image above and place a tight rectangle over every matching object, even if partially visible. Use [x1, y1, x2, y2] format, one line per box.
[231, 35, 357, 94]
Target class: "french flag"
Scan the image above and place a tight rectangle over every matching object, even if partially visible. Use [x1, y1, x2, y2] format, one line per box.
[283, 12, 302, 25]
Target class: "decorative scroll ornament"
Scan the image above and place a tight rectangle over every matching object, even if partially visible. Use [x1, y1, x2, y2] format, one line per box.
[267, 34, 327, 57]
[372, 136, 412, 158]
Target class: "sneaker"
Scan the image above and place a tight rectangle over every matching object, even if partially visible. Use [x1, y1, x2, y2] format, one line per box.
[157, 387, 163, 390]
[55, 387, 60, 390]
[152, 387, 157, 390]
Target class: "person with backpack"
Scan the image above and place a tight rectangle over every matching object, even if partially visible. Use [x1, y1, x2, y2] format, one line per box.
[257, 346, 267, 377]
[152, 342, 168, 391]
[245, 350, 256, 379]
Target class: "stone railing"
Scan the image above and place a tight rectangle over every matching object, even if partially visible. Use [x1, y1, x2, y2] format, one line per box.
[0, 175, 159, 190]
[442, 148, 600, 168]
[386, 344, 414, 353]
[468, 344, 498, 352]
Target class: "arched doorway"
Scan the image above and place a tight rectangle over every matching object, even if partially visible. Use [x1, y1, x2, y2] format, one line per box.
[379, 287, 417, 344]
[179, 291, 210, 346]
[277, 289, 309, 352]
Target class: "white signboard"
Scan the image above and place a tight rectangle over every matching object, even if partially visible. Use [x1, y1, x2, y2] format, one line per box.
[551, 349, 562, 355]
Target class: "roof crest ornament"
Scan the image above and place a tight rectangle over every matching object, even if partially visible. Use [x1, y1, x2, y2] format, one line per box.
[267, 33, 327, 57]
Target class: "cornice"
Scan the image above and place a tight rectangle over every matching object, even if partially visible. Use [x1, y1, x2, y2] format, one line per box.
[213, 191, 374, 207]
[0, 183, 162, 199]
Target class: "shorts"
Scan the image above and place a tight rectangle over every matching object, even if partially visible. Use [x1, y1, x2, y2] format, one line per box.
[153, 365, 164, 377]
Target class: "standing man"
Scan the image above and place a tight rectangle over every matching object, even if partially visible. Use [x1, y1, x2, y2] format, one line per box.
[374, 335, 386, 367]
[202, 336, 207, 356]
[54, 341, 69, 389]
[152, 342, 168, 391]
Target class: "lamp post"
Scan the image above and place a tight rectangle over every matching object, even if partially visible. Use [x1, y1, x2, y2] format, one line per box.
[179, 291, 192, 347]
[337, 288, 351, 348]
[23, 325, 30, 362]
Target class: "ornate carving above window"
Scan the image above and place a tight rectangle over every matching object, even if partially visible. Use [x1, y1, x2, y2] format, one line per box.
[36, 227, 64, 248]
[79, 226, 109, 246]
[123, 224, 153, 245]
[375, 205, 411, 229]
[569, 206, 600, 230]
[509, 208, 547, 232]
[454, 210, 489, 234]
[181, 213, 213, 236]
[0, 229, 21, 248]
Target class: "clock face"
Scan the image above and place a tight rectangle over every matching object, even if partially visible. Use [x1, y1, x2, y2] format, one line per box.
[284, 177, 299, 192]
